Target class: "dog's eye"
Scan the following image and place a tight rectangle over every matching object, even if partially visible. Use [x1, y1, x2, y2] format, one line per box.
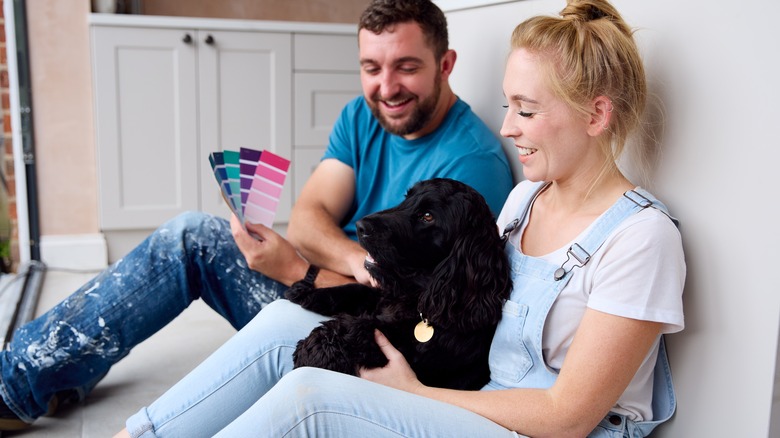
[421, 212, 434, 223]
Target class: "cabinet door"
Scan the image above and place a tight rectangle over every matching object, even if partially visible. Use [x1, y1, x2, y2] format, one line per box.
[92, 26, 199, 230]
[197, 30, 293, 222]
[292, 72, 361, 203]
[293, 72, 361, 147]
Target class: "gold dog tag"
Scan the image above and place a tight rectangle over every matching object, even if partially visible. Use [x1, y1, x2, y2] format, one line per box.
[414, 319, 434, 343]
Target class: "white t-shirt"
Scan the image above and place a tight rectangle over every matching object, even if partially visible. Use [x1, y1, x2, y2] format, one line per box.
[496, 181, 685, 420]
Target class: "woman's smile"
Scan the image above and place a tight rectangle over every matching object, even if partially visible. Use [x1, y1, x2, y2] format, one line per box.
[517, 146, 536, 156]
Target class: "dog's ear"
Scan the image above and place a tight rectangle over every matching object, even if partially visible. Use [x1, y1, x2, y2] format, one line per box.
[421, 197, 512, 332]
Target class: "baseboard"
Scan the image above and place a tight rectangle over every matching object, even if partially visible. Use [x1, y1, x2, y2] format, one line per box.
[39, 233, 109, 270]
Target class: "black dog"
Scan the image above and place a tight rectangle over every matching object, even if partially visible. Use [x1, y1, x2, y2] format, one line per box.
[285, 178, 511, 390]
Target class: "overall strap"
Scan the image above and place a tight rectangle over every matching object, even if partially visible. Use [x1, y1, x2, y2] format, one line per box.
[500, 181, 548, 244]
[624, 188, 679, 228]
[554, 187, 677, 281]
[622, 189, 680, 432]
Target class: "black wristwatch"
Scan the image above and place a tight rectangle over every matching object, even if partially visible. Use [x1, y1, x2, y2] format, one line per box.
[299, 264, 320, 289]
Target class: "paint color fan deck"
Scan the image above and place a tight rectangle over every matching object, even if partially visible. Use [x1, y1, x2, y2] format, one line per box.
[209, 148, 291, 228]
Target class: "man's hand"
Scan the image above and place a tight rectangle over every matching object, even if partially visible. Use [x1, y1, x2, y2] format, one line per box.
[230, 214, 308, 286]
[346, 250, 378, 287]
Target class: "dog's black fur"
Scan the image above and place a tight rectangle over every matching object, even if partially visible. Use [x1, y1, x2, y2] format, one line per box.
[285, 178, 511, 390]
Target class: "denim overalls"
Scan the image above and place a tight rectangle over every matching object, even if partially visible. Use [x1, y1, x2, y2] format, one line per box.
[485, 182, 677, 437]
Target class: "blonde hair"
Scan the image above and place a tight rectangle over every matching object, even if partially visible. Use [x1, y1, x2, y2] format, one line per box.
[510, 0, 648, 185]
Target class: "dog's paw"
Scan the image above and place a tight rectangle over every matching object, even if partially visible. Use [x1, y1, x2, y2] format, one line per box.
[293, 316, 389, 376]
[293, 325, 360, 376]
[284, 280, 312, 304]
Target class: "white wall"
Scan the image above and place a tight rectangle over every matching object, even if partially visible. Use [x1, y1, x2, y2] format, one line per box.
[439, 0, 780, 436]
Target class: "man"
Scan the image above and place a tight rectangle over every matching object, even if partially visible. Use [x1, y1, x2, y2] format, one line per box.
[0, 0, 513, 430]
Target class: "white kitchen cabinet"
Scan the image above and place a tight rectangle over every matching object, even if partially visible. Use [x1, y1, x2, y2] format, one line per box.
[89, 15, 359, 258]
[91, 25, 202, 230]
[291, 33, 362, 199]
[92, 24, 293, 229]
[197, 29, 293, 222]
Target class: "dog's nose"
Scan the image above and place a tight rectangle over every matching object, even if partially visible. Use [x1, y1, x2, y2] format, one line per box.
[356, 219, 372, 238]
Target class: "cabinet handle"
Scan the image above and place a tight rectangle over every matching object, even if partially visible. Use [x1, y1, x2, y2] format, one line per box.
[182, 33, 193, 44]
[205, 34, 215, 45]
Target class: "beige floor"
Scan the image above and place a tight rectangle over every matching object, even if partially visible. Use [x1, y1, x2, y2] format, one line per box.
[4, 269, 236, 437]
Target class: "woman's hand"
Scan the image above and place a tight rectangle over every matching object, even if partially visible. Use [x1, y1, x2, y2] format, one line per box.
[359, 330, 425, 394]
[230, 215, 308, 286]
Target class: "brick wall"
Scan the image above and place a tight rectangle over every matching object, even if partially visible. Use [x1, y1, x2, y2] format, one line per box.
[0, 0, 20, 272]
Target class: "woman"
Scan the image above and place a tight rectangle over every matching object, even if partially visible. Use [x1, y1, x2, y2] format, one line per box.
[117, 0, 684, 436]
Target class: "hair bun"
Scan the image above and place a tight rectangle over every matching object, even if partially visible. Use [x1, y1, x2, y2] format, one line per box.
[586, 5, 608, 20]
[560, 1, 611, 22]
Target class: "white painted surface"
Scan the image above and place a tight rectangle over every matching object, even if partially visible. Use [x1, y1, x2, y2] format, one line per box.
[443, 1, 780, 436]
[40, 234, 108, 271]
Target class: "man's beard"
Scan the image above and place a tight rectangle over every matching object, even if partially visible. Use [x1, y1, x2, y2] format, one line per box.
[368, 76, 442, 137]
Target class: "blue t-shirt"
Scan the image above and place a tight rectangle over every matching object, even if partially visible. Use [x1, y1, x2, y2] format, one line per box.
[324, 96, 514, 240]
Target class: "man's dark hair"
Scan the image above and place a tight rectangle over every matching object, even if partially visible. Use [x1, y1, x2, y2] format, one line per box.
[359, 0, 449, 60]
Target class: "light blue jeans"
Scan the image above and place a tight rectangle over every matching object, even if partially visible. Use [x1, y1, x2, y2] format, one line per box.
[126, 299, 519, 437]
[0, 212, 287, 422]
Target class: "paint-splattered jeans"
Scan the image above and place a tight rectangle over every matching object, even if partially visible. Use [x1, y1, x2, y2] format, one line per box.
[0, 212, 287, 422]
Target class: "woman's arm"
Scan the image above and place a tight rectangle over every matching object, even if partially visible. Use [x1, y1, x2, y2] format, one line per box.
[362, 309, 661, 438]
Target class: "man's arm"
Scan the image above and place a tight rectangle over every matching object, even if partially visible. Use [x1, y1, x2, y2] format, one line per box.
[231, 216, 355, 288]
[287, 159, 373, 285]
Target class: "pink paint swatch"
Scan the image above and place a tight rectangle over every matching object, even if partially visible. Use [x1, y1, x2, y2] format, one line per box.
[243, 150, 291, 227]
